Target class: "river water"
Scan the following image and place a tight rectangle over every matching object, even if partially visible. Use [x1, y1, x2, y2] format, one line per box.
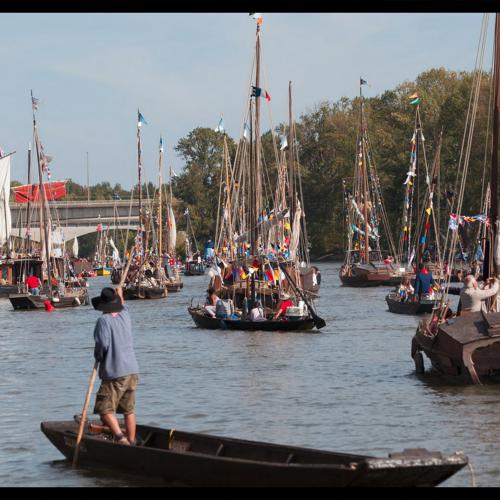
[0, 261, 498, 487]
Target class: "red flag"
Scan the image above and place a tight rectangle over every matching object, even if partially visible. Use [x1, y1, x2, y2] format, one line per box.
[265, 90, 271, 102]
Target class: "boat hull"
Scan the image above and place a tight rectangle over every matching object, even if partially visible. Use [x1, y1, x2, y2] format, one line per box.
[166, 281, 183, 292]
[41, 420, 467, 487]
[188, 307, 316, 331]
[340, 263, 405, 287]
[9, 290, 89, 310]
[123, 286, 168, 300]
[95, 267, 112, 276]
[412, 312, 500, 384]
[386, 293, 437, 315]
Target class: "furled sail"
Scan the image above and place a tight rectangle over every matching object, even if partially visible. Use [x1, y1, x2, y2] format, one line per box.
[0, 155, 12, 247]
[166, 205, 177, 255]
[72, 236, 79, 258]
[109, 238, 120, 263]
[288, 205, 302, 261]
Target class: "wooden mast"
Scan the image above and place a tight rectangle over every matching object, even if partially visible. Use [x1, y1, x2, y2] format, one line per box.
[137, 109, 144, 258]
[253, 21, 262, 256]
[415, 111, 421, 269]
[26, 142, 32, 255]
[32, 109, 53, 298]
[158, 137, 163, 261]
[487, 13, 500, 279]
[288, 81, 295, 216]
[360, 82, 370, 264]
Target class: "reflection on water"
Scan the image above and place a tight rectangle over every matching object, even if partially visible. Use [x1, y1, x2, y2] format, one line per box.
[0, 263, 495, 486]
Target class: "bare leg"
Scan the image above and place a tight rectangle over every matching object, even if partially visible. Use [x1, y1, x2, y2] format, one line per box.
[100, 412, 124, 437]
[124, 413, 136, 443]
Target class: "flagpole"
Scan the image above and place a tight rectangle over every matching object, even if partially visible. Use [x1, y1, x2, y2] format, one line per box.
[26, 143, 32, 255]
[86, 152, 90, 203]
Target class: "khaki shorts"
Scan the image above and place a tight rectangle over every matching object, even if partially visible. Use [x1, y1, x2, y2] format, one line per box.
[93, 374, 139, 416]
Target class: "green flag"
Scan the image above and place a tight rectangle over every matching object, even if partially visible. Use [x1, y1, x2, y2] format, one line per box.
[410, 97, 422, 106]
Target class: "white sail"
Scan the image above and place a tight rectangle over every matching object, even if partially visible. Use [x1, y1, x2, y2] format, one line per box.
[72, 236, 79, 258]
[109, 237, 120, 263]
[167, 205, 177, 255]
[288, 205, 302, 261]
[0, 155, 12, 247]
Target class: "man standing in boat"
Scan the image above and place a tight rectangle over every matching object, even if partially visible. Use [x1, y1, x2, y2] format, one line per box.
[459, 275, 499, 313]
[92, 286, 139, 445]
[413, 263, 435, 301]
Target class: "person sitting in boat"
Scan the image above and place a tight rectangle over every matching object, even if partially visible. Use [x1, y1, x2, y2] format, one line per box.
[26, 273, 42, 296]
[273, 293, 294, 320]
[414, 263, 434, 301]
[249, 300, 266, 321]
[215, 297, 235, 319]
[458, 275, 499, 314]
[312, 266, 321, 287]
[383, 255, 394, 265]
[397, 278, 414, 302]
[205, 287, 219, 318]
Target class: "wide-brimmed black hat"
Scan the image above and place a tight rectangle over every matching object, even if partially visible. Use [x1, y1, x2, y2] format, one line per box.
[91, 287, 124, 313]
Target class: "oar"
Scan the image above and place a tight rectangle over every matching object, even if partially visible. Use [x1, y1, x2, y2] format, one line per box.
[72, 245, 135, 468]
[72, 360, 99, 468]
[279, 263, 326, 329]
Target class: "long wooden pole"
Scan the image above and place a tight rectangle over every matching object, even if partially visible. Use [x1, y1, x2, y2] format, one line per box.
[158, 139, 163, 260]
[288, 81, 295, 216]
[26, 143, 32, 255]
[253, 25, 262, 255]
[72, 359, 98, 468]
[488, 13, 499, 279]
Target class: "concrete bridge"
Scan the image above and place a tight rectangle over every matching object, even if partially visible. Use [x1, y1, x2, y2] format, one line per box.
[10, 199, 146, 240]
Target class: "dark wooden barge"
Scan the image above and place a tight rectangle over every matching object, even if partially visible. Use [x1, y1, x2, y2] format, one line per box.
[41, 420, 467, 487]
[188, 306, 317, 332]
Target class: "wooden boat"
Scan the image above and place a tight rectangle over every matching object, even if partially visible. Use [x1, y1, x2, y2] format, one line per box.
[412, 14, 500, 384]
[9, 288, 89, 310]
[188, 306, 316, 332]
[166, 280, 183, 292]
[7, 93, 89, 311]
[340, 79, 403, 288]
[386, 292, 438, 315]
[0, 256, 44, 297]
[41, 419, 467, 487]
[120, 115, 170, 301]
[340, 261, 404, 287]
[95, 267, 112, 276]
[412, 311, 500, 383]
[184, 260, 205, 276]
[123, 285, 167, 300]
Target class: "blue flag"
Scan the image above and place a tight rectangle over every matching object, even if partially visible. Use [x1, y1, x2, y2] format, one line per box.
[360, 78, 367, 86]
[214, 117, 225, 133]
[138, 110, 148, 127]
[159, 136, 164, 152]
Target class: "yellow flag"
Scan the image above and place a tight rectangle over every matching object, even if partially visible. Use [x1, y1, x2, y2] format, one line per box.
[426, 207, 432, 215]
[409, 92, 419, 99]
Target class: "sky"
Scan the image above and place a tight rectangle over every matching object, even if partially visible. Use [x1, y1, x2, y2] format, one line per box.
[0, 12, 492, 189]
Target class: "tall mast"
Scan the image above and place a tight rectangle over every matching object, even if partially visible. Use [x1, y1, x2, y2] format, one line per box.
[137, 110, 144, 256]
[288, 81, 295, 216]
[253, 22, 262, 255]
[360, 82, 370, 263]
[31, 91, 53, 298]
[26, 142, 32, 254]
[415, 112, 421, 269]
[158, 137, 163, 260]
[488, 13, 500, 279]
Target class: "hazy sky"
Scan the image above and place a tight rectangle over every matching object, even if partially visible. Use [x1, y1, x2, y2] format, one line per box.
[0, 12, 491, 189]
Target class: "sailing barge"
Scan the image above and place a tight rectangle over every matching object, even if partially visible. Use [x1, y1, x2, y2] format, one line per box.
[41, 419, 467, 487]
[412, 13, 500, 383]
[340, 80, 405, 287]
